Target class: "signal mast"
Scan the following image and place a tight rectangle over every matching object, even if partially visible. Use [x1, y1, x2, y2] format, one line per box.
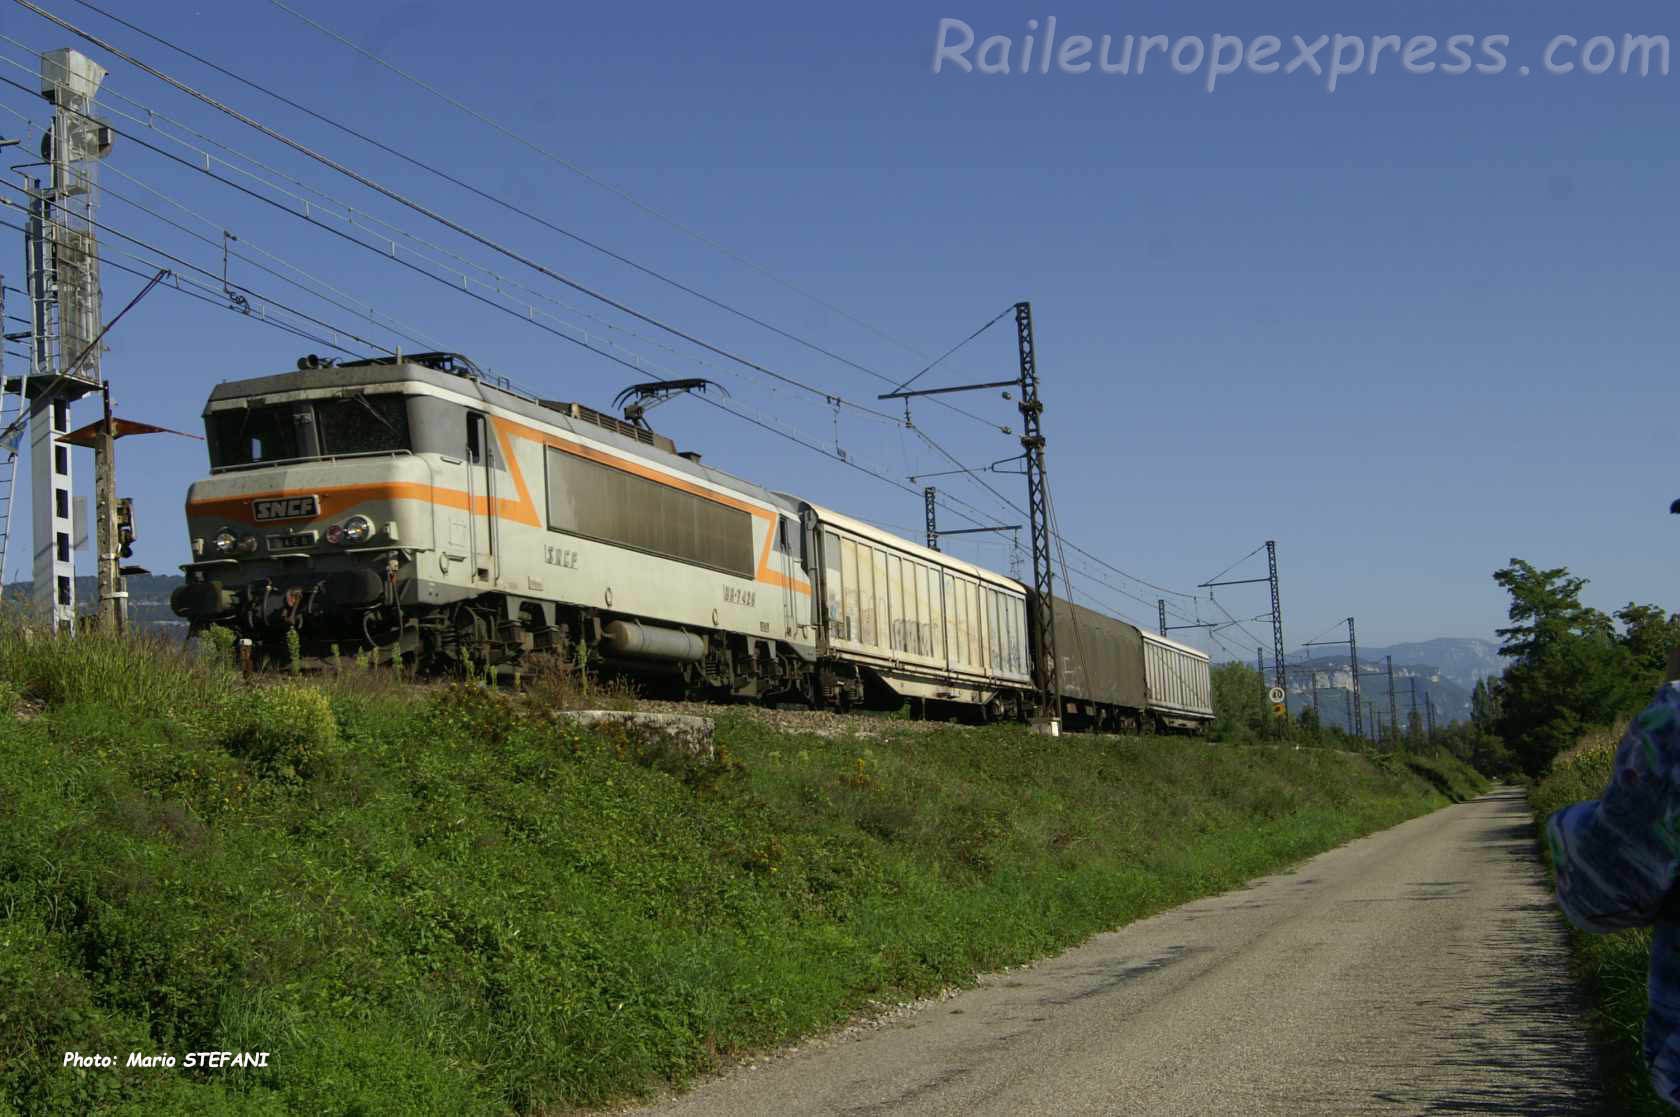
[0, 48, 111, 630]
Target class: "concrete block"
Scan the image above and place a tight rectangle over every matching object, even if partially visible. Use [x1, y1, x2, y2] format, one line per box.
[558, 710, 715, 759]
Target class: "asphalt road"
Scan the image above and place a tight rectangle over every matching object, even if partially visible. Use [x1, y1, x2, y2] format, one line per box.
[638, 787, 1606, 1116]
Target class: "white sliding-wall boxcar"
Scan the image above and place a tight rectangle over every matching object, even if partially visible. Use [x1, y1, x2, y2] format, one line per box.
[1141, 631, 1214, 729]
[807, 505, 1033, 715]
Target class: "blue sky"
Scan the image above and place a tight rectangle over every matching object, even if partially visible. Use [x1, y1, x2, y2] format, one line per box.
[0, 0, 1671, 656]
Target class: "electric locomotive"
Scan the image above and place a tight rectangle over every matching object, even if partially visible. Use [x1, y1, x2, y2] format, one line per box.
[171, 352, 1212, 730]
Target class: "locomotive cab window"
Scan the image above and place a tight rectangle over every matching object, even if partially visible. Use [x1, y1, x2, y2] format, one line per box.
[208, 394, 410, 468]
[466, 412, 490, 464]
[315, 395, 409, 456]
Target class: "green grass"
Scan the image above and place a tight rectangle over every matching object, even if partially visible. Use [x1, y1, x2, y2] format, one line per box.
[1531, 721, 1669, 1117]
[0, 628, 1487, 1115]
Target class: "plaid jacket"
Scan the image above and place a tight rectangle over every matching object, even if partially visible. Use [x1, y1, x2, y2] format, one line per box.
[1547, 682, 1680, 1107]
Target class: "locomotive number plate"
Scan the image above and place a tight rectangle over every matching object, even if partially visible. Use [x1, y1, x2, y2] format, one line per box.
[268, 531, 318, 551]
[253, 495, 319, 522]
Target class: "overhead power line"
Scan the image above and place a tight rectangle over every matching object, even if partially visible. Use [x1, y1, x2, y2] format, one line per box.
[0, 187, 389, 355]
[697, 394, 1155, 629]
[261, 0, 946, 366]
[0, 97, 447, 354]
[1207, 594, 1269, 657]
[0, 68, 707, 383]
[0, 178, 393, 354]
[0, 216, 368, 357]
[0, 33, 697, 376]
[54, 0, 987, 419]
[1202, 542, 1267, 589]
[0, 46, 690, 382]
[15, 0, 908, 426]
[905, 421, 1199, 613]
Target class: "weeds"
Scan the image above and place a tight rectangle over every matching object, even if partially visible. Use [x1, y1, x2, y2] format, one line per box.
[0, 622, 1485, 1114]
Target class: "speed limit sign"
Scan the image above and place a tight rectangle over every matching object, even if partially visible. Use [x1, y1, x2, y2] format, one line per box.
[1267, 686, 1286, 703]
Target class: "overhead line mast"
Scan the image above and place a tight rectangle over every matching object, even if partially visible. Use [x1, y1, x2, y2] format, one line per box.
[922, 485, 1017, 554]
[1012, 303, 1064, 729]
[876, 302, 1062, 731]
[1198, 540, 1285, 690]
[1302, 616, 1362, 738]
[1386, 655, 1398, 744]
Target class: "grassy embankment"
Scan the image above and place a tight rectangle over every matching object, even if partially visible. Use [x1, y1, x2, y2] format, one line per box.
[1531, 721, 1669, 1116]
[0, 629, 1487, 1115]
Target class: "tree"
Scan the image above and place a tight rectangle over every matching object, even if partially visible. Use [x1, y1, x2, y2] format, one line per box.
[1493, 559, 1610, 661]
[1488, 558, 1668, 778]
[1615, 602, 1680, 698]
[1470, 678, 1497, 727]
[1210, 662, 1267, 744]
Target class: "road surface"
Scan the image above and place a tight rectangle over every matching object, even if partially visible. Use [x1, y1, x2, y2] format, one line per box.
[639, 787, 1605, 1116]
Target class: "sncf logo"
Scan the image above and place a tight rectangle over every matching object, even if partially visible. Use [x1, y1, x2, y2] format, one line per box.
[252, 495, 319, 522]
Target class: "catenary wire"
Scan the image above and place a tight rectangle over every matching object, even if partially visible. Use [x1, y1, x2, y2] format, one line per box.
[0, 213, 369, 357]
[0, 48, 837, 401]
[13, 1, 910, 426]
[59, 0, 1009, 425]
[262, 0, 955, 366]
[0, 178, 395, 354]
[0, 93, 450, 353]
[699, 394, 1161, 633]
[1201, 542, 1267, 589]
[0, 69, 711, 384]
[908, 423, 1200, 609]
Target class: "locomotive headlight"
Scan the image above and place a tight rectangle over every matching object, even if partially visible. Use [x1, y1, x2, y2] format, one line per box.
[212, 529, 238, 555]
[236, 535, 259, 554]
[341, 515, 374, 545]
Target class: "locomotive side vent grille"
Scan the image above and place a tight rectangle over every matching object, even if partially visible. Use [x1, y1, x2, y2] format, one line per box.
[538, 400, 676, 454]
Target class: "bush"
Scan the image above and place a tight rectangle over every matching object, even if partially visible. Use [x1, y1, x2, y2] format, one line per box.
[218, 682, 339, 779]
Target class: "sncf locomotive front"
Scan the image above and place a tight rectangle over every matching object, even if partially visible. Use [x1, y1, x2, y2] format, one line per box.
[170, 358, 446, 664]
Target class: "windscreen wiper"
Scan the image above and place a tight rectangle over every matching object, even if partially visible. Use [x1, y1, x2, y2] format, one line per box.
[352, 393, 399, 435]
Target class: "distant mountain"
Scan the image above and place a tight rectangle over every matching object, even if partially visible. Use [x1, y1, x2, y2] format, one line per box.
[1279, 662, 1475, 730]
[1354, 638, 1508, 691]
[1219, 636, 1509, 729]
[3, 574, 185, 634]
